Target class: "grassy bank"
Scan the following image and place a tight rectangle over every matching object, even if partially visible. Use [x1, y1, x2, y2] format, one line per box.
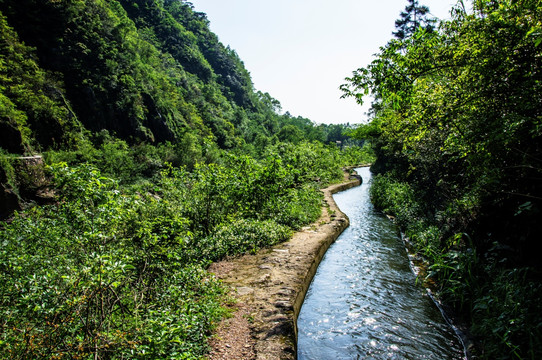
[370, 174, 542, 359]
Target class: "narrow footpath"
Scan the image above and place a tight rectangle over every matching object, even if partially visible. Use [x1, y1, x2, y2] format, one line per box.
[208, 170, 362, 360]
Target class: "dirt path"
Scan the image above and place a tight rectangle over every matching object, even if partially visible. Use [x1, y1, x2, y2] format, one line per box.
[207, 171, 362, 360]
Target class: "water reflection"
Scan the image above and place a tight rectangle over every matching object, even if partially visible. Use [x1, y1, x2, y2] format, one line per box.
[297, 167, 463, 360]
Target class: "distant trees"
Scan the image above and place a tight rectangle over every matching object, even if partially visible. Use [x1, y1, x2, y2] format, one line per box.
[393, 0, 436, 40]
[277, 124, 304, 144]
[0, 0, 317, 155]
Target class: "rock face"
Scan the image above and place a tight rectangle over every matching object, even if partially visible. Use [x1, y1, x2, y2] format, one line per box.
[0, 155, 52, 220]
[208, 171, 362, 360]
[0, 119, 24, 154]
[0, 186, 21, 219]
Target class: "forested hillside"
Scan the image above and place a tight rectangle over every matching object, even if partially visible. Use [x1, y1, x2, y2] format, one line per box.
[0, 0, 353, 154]
[0, 0, 365, 211]
[342, 0, 542, 358]
[0, 0, 373, 358]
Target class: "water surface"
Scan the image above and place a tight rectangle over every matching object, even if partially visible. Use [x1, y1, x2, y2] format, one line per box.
[297, 167, 464, 359]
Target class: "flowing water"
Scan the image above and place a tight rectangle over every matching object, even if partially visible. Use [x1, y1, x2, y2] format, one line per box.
[297, 167, 464, 359]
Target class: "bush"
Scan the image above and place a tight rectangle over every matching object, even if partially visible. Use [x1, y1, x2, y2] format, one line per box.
[341, 143, 375, 166]
[472, 267, 542, 360]
[0, 164, 226, 359]
[369, 174, 421, 228]
[192, 218, 292, 262]
[262, 184, 323, 229]
[265, 141, 343, 186]
[0, 139, 359, 358]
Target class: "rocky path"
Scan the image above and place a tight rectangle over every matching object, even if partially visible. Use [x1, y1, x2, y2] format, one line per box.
[208, 171, 361, 360]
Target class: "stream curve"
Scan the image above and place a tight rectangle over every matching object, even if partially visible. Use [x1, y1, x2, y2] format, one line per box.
[297, 167, 464, 359]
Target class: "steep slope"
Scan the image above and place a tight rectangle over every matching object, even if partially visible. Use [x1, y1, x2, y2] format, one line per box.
[0, 0, 268, 152]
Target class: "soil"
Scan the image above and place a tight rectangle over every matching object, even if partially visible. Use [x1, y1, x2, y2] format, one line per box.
[207, 170, 362, 360]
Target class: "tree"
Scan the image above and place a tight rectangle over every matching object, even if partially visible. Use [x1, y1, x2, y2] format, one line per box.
[277, 124, 304, 144]
[393, 0, 436, 40]
[343, 1, 542, 357]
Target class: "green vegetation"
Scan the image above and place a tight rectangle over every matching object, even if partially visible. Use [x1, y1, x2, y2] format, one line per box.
[343, 0, 542, 358]
[0, 1, 373, 358]
[0, 144, 371, 359]
[0, 140, 370, 359]
[0, 0, 362, 155]
[0, 0, 373, 204]
[1, 163, 227, 358]
[1, 144, 360, 359]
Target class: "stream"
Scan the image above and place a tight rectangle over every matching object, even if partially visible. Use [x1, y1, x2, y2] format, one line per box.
[297, 167, 464, 359]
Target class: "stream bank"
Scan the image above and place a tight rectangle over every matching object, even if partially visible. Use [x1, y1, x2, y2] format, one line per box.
[208, 170, 362, 360]
[297, 167, 464, 359]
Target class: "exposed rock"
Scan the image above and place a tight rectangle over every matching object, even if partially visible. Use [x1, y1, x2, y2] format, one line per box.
[0, 155, 56, 220]
[0, 119, 24, 154]
[0, 186, 21, 219]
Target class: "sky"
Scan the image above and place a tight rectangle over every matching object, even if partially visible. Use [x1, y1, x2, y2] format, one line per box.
[191, 0, 459, 125]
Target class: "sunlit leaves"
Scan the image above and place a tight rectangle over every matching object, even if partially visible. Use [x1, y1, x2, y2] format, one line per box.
[347, 1, 542, 358]
[0, 139, 362, 358]
[0, 163, 226, 358]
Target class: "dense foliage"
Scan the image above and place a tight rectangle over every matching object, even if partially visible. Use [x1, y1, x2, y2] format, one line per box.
[0, 141, 370, 359]
[343, 0, 542, 358]
[0, 0, 359, 156]
[0, 0, 375, 358]
[1, 163, 227, 358]
[0, 0, 366, 209]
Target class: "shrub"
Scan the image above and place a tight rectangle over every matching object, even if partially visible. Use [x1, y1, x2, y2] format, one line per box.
[0, 164, 226, 359]
[0, 140, 359, 358]
[369, 174, 421, 227]
[192, 218, 292, 262]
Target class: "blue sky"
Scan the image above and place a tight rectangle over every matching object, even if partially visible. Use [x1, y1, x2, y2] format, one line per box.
[191, 0, 459, 124]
